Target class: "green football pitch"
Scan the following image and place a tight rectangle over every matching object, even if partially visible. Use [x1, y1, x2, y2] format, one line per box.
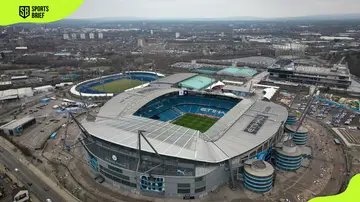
[172, 114, 218, 132]
[90, 79, 145, 94]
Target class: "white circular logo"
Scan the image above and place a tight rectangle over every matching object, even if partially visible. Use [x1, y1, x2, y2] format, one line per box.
[112, 155, 117, 161]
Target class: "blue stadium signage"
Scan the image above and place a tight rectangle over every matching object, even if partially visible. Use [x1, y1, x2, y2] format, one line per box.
[244, 115, 268, 134]
[200, 107, 226, 116]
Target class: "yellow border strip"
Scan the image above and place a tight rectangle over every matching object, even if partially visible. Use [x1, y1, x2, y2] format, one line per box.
[309, 174, 360, 202]
[1, 0, 84, 25]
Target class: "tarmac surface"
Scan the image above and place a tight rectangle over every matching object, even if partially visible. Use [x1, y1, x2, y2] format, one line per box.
[0, 137, 80, 202]
[12, 99, 67, 150]
[0, 144, 64, 202]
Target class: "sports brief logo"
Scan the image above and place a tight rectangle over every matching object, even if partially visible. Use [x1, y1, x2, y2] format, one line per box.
[19, 6, 30, 19]
[19, 6, 50, 19]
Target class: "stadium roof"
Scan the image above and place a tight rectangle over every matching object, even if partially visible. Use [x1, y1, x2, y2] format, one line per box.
[0, 116, 35, 130]
[223, 56, 276, 67]
[223, 85, 252, 93]
[153, 73, 197, 85]
[83, 86, 288, 163]
[217, 67, 257, 77]
[194, 67, 221, 74]
[178, 75, 215, 90]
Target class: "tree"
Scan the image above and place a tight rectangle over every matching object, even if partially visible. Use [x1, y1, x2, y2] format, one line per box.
[0, 52, 5, 59]
[134, 57, 144, 67]
[110, 55, 127, 73]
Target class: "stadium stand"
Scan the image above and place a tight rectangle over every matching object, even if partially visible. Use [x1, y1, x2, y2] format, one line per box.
[134, 93, 240, 122]
[76, 72, 161, 95]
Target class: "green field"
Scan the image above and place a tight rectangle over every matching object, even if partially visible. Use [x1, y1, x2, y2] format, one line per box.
[90, 79, 145, 93]
[172, 114, 218, 132]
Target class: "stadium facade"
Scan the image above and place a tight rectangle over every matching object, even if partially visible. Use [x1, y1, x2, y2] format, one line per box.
[76, 74, 288, 199]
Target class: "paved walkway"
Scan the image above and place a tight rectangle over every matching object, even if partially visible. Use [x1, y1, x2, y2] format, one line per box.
[0, 137, 81, 202]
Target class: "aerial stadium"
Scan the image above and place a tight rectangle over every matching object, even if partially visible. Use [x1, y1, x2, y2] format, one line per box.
[75, 73, 288, 199]
[70, 71, 164, 97]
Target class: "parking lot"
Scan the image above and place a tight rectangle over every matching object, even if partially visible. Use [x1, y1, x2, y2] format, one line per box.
[45, 113, 85, 155]
[12, 99, 69, 150]
[290, 95, 360, 129]
[275, 90, 360, 149]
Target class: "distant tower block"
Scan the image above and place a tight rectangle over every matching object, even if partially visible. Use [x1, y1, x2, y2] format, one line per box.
[275, 139, 302, 171]
[175, 32, 180, 39]
[80, 33, 86, 39]
[137, 38, 144, 47]
[150, 30, 154, 35]
[286, 112, 297, 125]
[63, 34, 69, 40]
[71, 33, 77, 39]
[98, 32, 103, 39]
[89, 33, 95, 39]
[244, 159, 274, 193]
[285, 124, 309, 145]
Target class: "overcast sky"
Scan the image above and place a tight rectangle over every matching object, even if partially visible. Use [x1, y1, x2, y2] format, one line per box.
[69, 0, 360, 19]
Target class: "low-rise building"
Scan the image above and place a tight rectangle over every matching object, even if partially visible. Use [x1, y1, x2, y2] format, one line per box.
[33, 85, 55, 93]
[0, 116, 36, 136]
[267, 59, 351, 88]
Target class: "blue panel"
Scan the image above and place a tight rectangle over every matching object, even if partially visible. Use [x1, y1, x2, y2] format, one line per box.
[249, 150, 268, 161]
[140, 175, 165, 192]
[244, 175, 273, 185]
[275, 163, 302, 171]
[275, 153, 302, 162]
[244, 183, 272, 192]
[275, 160, 302, 168]
[275, 158, 302, 166]
[244, 172, 273, 181]
[87, 152, 98, 171]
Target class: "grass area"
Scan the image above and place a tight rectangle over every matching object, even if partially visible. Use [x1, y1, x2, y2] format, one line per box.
[90, 79, 145, 93]
[172, 114, 218, 132]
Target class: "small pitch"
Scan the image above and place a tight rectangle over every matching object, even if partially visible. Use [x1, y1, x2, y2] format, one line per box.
[90, 79, 145, 93]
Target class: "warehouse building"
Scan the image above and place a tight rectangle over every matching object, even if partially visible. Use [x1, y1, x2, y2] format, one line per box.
[33, 85, 55, 93]
[0, 87, 34, 101]
[0, 116, 36, 136]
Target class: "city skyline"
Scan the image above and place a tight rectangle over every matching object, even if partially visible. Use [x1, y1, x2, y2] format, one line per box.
[69, 0, 360, 19]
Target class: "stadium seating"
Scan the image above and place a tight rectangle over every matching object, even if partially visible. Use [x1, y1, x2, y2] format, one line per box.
[157, 108, 182, 122]
[134, 94, 240, 122]
[77, 72, 160, 94]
